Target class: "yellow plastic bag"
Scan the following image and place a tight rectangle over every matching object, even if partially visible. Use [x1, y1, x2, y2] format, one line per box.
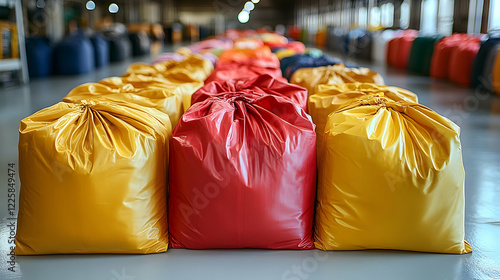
[276, 49, 297, 60]
[309, 83, 418, 146]
[314, 96, 472, 254]
[122, 55, 212, 110]
[291, 64, 385, 95]
[16, 100, 172, 255]
[123, 54, 213, 83]
[63, 76, 185, 126]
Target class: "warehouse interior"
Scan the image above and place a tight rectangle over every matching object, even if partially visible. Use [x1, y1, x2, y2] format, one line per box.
[0, 0, 499, 279]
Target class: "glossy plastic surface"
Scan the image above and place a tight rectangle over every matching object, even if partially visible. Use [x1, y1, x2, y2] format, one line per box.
[192, 74, 308, 111]
[308, 83, 418, 146]
[169, 94, 316, 249]
[290, 64, 384, 96]
[315, 97, 472, 254]
[63, 76, 186, 126]
[16, 100, 172, 255]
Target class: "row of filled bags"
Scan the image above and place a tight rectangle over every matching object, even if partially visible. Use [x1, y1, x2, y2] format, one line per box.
[26, 30, 155, 77]
[326, 27, 500, 93]
[15, 32, 471, 255]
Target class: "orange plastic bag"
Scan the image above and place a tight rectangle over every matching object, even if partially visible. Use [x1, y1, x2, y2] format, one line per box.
[16, 100, 171, 254]
[219, 46, 277, 64]
[315, 96, 472, 254]
[290, 65, 385, 96]
[494, 48, 500, 95]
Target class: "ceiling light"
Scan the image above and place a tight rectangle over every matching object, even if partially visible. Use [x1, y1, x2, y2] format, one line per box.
[244, 1, 255, 11]
[238, 10, 249, 23]
[86, 1, 95, 10]
[109, 3, 119, 13]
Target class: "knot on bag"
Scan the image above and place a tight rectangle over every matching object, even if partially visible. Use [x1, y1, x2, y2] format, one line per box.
[355, 96, 410, 111]
[219, 92, 261, 103]
[78, 99, 97, 111]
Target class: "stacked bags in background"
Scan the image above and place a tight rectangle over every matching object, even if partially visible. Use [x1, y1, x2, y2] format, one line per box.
[123, 54, 213, 82]
[431, 34, 468, 79]
[63, 76, 185, 126]
[16, 29, 472, 255]
[386, 30, 418, 69]
[122, 54, 213, 109]
[407, 35, 443, 76]
[471, 33, 500, 94]
[206, 45, 283, 83]
[16, 100, 172, 254]
[430, 34, 482, 87]
[280, 53, 345, 80]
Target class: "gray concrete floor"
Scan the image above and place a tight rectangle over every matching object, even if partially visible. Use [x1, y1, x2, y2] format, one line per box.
[0, 48, 499, 280]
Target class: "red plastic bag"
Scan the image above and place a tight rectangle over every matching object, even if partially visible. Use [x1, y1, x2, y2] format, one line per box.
[205, 61, 284, 84]
[430, 34, 466, 79]
[192, 74, 308, 111]
[387, 30, 418, 68]
[449, 37, 481, 87]
[168, 93, 317, 249]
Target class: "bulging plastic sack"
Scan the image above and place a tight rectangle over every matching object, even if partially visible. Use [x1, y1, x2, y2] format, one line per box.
[205, 60, 284, 84]
[281, 54, 344, 80]
[494, 49, 500, 95]
[169, 93, 317, 249]
[430, 33, 468, 79]
[219, 46, 277, 64]
[192, 74, 308, 111]
[153, 52, 187, 64]
[187, 37, 233, 53]
[123, 54, 213, 83]
[291, 64, 385, 95]
[448, 37, 481, 87]
[233, 38, 264, 49]
[309, 83, 418, 146]
[314, 96, 472, 254]
[63, 76, 186, 126]
[225, 29, 258, 39]
[276, 48, 297, 60]
[16, 100, 172, 255]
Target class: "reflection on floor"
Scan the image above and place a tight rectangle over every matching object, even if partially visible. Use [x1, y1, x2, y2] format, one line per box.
[0, 47, 499, 280]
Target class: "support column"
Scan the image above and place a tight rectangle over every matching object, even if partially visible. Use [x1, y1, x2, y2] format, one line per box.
[408, 0, 421, 30]
[45, 0, 64, 41]
[393, 0, 402, 29]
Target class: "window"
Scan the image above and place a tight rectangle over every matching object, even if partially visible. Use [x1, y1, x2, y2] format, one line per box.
[489, 0, 500, 31]
[380, 3, 394, 27]
[358, 7, 367, 27]
[370, 6, 380, 27]
[437, 0, 454, 35]
[401, 1, 410, 29]
[420, 0, 438, 34]
[333, 11, 341, 26]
